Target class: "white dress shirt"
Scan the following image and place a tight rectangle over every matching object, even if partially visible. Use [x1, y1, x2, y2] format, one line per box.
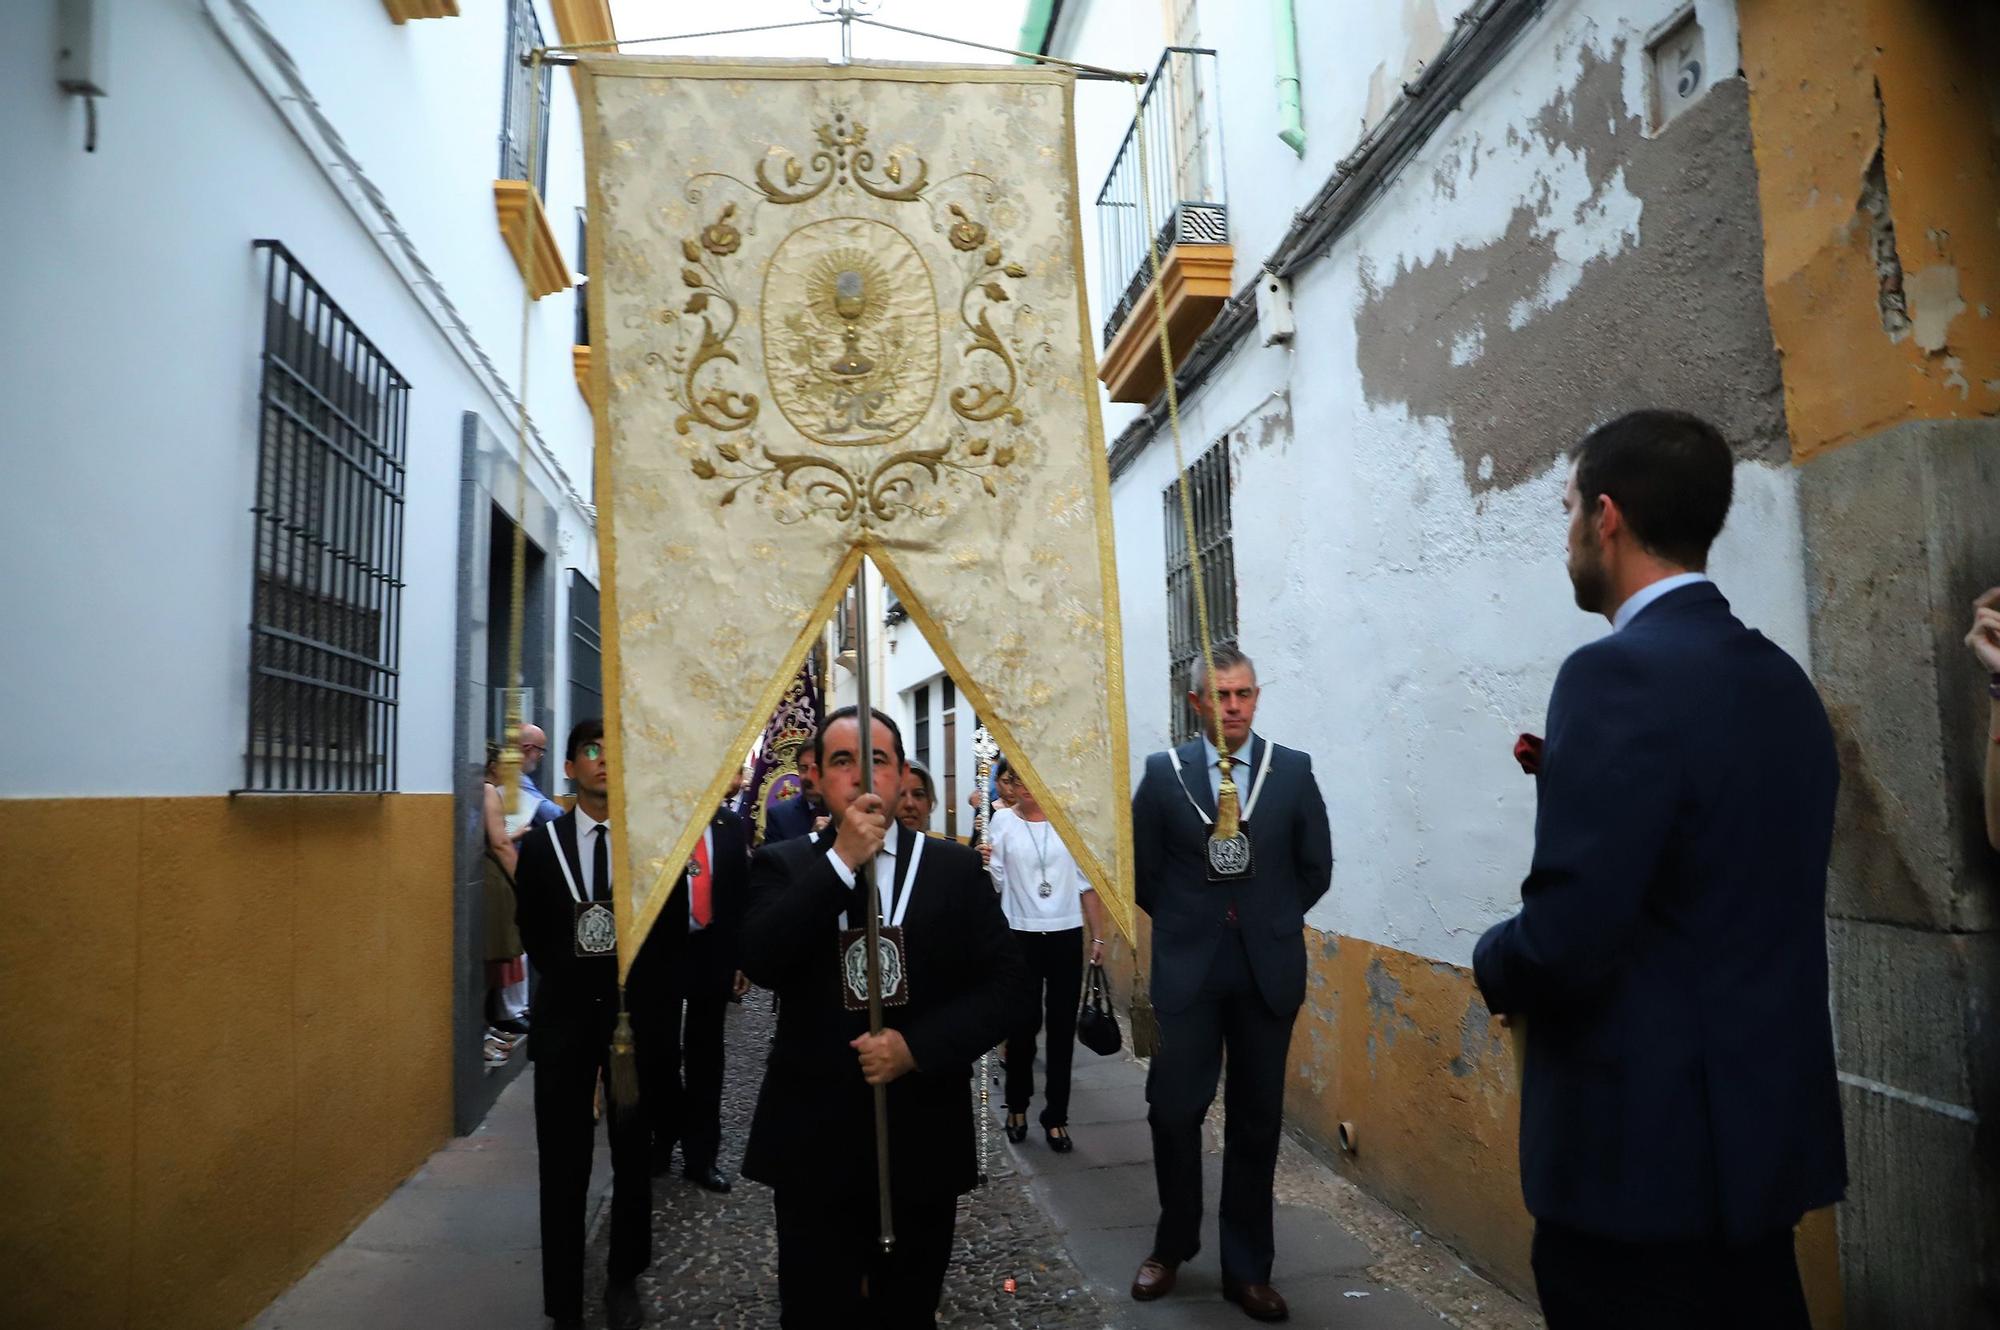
[987, 811, 1091, 932]
[573, 805, 609, 900]
[825, 828, 922, 925]
[1199, 732, 1257, 806]
[1612, 572, 1710, 631]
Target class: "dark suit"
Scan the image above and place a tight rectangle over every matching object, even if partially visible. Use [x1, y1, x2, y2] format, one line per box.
[647, 807, 749, 1175]
[1131, 733, 1333, 1285]
[1473, 581, 1845, 1327]
[740, 824, 1030, 1328]
[513, 811, 665, 1322]
[763, 793, 823, 844]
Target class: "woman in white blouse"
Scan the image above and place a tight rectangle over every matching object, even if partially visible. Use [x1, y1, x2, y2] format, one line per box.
[983, 759, 1109, 1152]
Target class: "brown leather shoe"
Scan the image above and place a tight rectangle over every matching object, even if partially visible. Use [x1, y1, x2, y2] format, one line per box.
[1130, 1256, 1179, 1301]
[1222, 1278, 1289, 1321]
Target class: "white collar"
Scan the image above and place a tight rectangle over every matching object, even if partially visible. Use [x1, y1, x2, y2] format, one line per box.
[575, 805, 609, 838]
[1612, 572, 1709, 631]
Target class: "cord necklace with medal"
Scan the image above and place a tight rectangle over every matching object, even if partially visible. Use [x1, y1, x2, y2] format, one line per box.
[1026, 817, 1056, 899]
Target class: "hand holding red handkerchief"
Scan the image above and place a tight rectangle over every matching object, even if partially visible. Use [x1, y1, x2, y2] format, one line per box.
[1513, 733, 1544, 776]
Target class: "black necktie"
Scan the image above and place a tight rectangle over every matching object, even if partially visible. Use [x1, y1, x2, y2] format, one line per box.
[852, 850, 895, 925]
[592, 823, 610, 902]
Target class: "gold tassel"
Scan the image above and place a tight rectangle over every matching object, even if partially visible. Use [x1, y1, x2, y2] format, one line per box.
[1212, 764, 1242, 843]
[608, 1000, 641, 1122]
[1130, 986, 1161, 1058]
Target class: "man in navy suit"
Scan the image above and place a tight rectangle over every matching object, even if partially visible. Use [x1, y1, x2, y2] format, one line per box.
[763, 771, 827, 844]
[1129, 647, 1333, 1321]
[1473, 410, 1845, 1328]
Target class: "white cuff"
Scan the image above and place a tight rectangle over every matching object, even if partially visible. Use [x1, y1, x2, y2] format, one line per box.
[825, 846, 857, 888]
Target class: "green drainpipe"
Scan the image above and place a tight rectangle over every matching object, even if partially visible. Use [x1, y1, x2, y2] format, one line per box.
[1273, 0, 1306, 155]
[1016, 0, 1059, 64]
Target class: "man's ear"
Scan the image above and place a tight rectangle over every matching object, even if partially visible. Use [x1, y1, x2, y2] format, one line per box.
[1595, 492, 1622, 542]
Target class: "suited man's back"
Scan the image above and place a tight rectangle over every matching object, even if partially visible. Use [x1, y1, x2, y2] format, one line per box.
[1476, 582, 1845, 1245]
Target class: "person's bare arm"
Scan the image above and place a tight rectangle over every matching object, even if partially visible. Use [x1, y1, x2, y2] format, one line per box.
[484, 783, 517, 874]
[1081, 886, 1108, 965]
[1967, 588, 2000, 851]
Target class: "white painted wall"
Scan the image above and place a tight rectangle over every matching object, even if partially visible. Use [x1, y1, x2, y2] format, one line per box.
[882, 606, 979, 838]
[1, 0, 597, 797]
[1056, 0, 1806, 966]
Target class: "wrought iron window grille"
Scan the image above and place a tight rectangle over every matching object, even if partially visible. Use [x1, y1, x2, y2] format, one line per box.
[243, 240, 408, 793]
[1164, 440, 1237, 745]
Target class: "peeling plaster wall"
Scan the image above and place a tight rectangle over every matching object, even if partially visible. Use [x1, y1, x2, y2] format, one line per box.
[1741, 0, 2000, 457]
[1739, 2, 2000, 1319]
[1200, 3, 1808, 970]
[1094, 0, 1832, 1310]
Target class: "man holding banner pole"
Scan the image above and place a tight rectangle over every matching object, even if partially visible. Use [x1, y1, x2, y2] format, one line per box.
[739, 697, 1028, 1328]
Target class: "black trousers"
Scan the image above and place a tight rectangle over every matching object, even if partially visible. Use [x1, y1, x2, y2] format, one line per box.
[1531, 1221, 1811, 1329]
[773, 1185, 958, 1329]
[1003, 927, 1084, 1128]
[645, 937, 731, 1172]
[1146, 927, 1295, 1284]
[532, 1031, 652, 1320]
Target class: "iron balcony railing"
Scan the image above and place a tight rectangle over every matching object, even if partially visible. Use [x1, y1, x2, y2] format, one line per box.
[1095, 46, 1228, 348]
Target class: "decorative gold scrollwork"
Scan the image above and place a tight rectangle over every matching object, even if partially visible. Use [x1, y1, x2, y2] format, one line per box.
[670, 108, 1036, 523]
[751, 114, 929, 207]
[674, 203, 760, 435]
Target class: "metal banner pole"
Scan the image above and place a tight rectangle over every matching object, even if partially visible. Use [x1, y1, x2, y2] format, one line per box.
[853, 561, 896, 1253]
[971, 725, 999, 1184]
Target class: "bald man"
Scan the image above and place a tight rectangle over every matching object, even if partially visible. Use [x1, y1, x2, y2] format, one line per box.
[511, 724, 565, 836]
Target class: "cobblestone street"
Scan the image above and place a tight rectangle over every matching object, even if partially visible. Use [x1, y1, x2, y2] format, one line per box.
[590, 991, 1110, 1329]
[259, 987, 1535, 1330]
[582, 991, 1538, 1330]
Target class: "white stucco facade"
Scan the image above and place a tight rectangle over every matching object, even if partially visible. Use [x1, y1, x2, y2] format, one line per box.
[2, 0, 600, 798]
[1051, 0, 1809, 967]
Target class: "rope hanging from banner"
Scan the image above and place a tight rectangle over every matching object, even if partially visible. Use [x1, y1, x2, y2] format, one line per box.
[1130, 80, 1242, 845]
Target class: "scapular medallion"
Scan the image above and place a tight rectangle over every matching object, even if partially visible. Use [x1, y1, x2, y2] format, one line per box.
[838, 924, 910, 1010]
[573, 900, 618, 958]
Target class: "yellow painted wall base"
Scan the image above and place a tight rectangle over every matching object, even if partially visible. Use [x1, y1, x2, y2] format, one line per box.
[1105, 927, 1843, 1325]
[0, 794, 455, 1330]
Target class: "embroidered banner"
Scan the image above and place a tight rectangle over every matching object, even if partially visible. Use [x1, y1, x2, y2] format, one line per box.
[578, 58, 1134, 975]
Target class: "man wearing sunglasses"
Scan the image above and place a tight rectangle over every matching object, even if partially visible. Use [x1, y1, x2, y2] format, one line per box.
[513, 720, 666, 1330]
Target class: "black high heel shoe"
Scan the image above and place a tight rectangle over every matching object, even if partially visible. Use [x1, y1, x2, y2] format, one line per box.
[1045, 1126, 1074, 1153]
[1005, 1111, 1029, 1144]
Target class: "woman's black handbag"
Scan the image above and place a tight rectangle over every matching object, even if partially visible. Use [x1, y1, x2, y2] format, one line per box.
[1075, 962, 1123, 1056]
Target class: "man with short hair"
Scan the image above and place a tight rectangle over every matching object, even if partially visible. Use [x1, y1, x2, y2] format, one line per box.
[764, 766, 827, 844]
[1129, 647, 1332, 1321]
[512, 721, 664, 1330]
[740, 706, 1029, 1328]
[897, 761, 937, 834]
[1474, 409, 1845, 1328]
